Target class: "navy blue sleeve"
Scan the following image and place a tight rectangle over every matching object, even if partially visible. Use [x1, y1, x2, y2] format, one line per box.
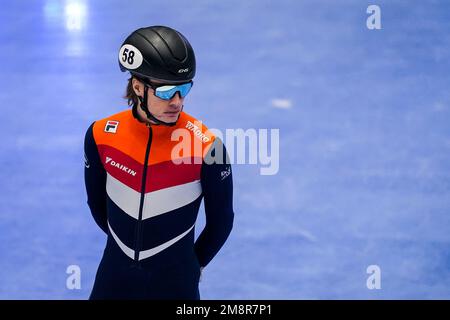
[195, 138, 234, 268]
[84, 122, 108, 233]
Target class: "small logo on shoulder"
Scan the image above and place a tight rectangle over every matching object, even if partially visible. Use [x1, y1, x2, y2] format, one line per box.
[221, 166, 231, 180]
[84, 152, 90, 168]
[105, 120, 119, 133]
[185, 121, 211, 143]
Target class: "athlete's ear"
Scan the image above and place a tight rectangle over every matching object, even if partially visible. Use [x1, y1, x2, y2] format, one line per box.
[132, 78, 144, 96]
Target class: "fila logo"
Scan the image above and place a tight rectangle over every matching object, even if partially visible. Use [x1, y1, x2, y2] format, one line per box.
[104, 120, 119, 133]
[105, 157, 137, 176]
[178, 68, 189, 73]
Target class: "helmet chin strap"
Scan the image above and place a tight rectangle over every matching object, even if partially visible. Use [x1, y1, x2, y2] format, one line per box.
[136, 83, 182, 127]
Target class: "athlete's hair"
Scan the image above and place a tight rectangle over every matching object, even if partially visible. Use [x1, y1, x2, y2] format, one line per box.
[124, 77, 139, 109]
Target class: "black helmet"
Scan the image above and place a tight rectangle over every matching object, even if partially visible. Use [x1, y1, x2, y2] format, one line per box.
[118, 25, 196, 83]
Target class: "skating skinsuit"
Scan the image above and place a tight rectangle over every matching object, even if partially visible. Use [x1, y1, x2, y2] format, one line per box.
[84, 109, 234, 299]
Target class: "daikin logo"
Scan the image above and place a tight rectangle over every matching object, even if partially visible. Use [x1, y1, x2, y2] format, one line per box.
[105, 157, 137, 177]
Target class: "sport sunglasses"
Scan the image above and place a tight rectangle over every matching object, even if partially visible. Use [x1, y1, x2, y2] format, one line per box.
[143, 79, 194, 100]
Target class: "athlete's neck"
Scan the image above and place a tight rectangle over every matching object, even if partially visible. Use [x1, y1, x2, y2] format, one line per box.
[135, 104, 157, 126]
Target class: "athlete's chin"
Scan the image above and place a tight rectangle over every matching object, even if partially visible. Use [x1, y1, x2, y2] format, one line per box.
[162, 113, 179, 121]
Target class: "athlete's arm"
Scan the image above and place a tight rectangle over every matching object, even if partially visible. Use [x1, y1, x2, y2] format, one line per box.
[84, 122, 108, 233]
[195, 138, 234, 268]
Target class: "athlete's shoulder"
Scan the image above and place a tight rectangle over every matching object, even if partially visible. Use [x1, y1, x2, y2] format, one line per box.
[177, 111, 215, 141]
[92, 109, 132, 131]
[87, 109, 137, 147]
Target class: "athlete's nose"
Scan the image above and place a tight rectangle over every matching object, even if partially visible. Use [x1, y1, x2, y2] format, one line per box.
[169, 91, 183, 108]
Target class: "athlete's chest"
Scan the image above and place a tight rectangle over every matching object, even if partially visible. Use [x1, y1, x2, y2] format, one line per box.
[98, 125, 203, 193]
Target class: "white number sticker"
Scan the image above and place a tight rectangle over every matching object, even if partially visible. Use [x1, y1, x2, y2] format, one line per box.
[118, 44, 143, 70]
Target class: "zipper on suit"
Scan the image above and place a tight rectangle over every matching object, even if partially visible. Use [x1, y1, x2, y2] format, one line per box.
[134, 126, 153, 262]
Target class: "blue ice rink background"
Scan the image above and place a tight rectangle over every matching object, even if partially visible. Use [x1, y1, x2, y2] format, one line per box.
[1, 0, 450, 299]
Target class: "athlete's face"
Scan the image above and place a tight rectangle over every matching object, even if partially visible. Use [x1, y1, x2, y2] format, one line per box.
[132, 78, 184, 124]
